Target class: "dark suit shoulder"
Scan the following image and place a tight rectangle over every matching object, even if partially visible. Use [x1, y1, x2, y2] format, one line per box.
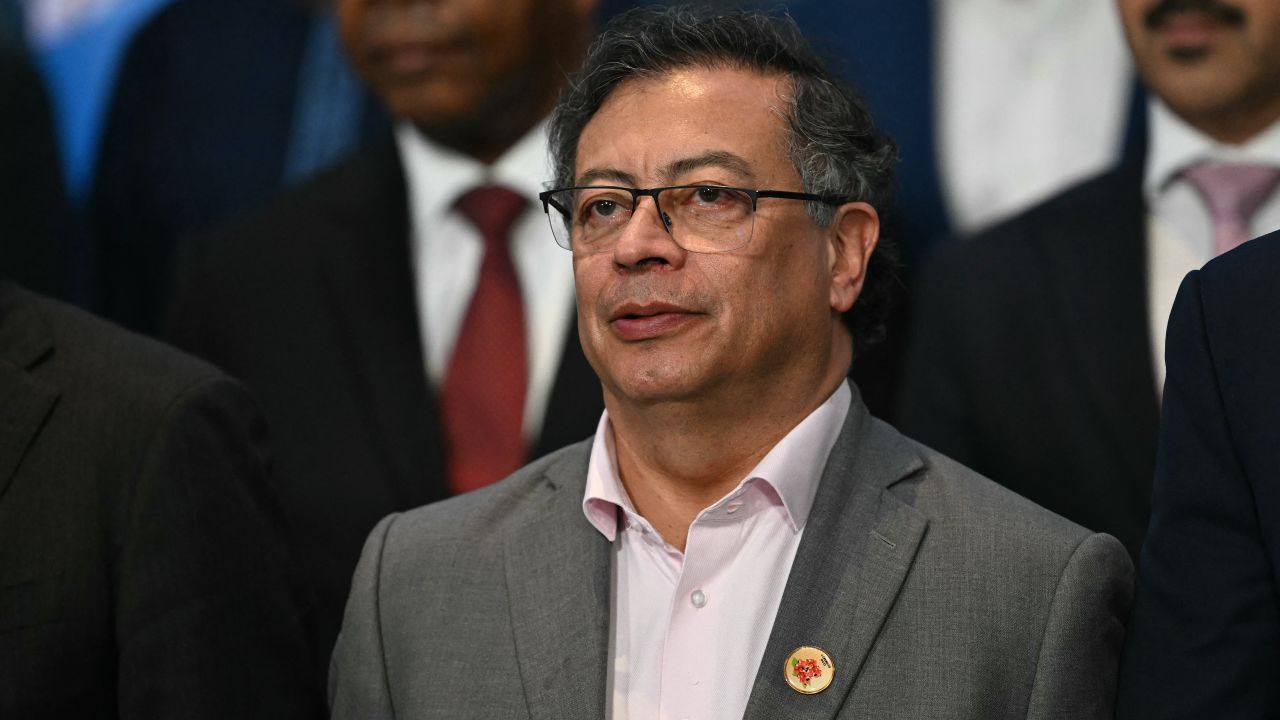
[2, 283, 226, 403]
[382, 440, 593, 550]
[1199, 228, 1280, 291]
[921, 164, 1141, 286]
[194, 139, 404, 266]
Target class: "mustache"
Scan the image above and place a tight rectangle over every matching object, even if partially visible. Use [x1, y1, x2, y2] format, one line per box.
[597, 281, 712, 319]
[1145, 0, 1246, 30]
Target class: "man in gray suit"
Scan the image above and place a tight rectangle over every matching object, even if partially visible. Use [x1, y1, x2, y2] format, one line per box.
[329, 8, 1134, 718]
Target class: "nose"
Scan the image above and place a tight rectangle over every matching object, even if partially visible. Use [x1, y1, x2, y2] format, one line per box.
[611, 196, 687, 270]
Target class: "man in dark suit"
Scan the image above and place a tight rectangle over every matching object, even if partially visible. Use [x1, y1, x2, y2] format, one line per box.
[1116, 230, 1280, 718]
[899, 0, 1280, 557]
[91, 0, 385, 333]
[0, 281, 317, 717]
[165, 0, 602, 668]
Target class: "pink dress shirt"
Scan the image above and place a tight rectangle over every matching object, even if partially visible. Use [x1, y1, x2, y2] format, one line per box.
[582, 382, 852, 720]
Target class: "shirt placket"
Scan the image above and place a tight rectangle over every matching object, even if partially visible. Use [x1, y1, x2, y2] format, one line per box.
[658, 505, 746, 720]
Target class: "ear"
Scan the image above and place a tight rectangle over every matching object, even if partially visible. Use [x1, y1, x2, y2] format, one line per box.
[827, 202, 879, 313]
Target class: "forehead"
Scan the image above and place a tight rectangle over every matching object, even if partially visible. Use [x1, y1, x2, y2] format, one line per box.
[575, 66, 795, 184]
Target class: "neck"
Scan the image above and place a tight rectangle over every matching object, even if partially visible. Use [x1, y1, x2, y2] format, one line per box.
[1185, 102, 1280, 146]
[415, 98, 549, 166]
[606, 355, 848, 552]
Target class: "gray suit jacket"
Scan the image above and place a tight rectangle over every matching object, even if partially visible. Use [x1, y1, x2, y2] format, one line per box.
[330, 390, 1134, 718]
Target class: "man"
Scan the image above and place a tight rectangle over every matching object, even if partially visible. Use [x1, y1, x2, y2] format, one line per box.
[0, 281, 317, 717]
[329, 8, 1133, 718]
[92, 0, 385, 332]
[164, 0, 602, 669]
[1116, 230, 1280, 718]
[899, 0, 1280, 558]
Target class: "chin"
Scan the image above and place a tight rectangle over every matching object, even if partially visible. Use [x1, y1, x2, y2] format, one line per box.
[605, 363, 706, 406]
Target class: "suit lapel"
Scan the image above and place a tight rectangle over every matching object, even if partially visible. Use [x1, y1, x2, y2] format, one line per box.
[1035, 161, 1160, 487]
[744, 395, 928, 719]
[504, 444, 611, 720]
[0, 284, 59, 501]
[315, 141, 443, 509]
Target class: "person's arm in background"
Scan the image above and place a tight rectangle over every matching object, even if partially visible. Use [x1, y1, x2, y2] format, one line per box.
[115, 375, 323, 718]
[1117, 268, 1280, 719]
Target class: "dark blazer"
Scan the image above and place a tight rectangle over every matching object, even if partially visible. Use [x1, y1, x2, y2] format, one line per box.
[1, 41, 69, 298]
[90, 0, 382, 333]
[1117, 231, 1280, 719]
[897, 155, 1159, 558]
[0, 282, 318, 718]
[331, 385, 1134, 719]
[164, 139, 604, 671]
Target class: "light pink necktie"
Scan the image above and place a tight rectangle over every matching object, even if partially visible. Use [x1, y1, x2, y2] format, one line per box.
[1181, 163, 1280, 256]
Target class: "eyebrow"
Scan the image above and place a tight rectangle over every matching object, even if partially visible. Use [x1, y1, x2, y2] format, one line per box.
[662, 151, 756, 184]
[575, 167, 638, 187]
[574, 150, 758, 188]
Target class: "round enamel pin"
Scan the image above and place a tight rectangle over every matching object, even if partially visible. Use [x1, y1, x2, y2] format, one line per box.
[784, 645, 834, 694]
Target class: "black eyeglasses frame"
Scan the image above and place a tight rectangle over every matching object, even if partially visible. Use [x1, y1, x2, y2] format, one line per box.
[538, 184, 853, 250]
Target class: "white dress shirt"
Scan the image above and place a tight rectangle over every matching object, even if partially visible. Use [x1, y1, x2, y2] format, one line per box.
[1144, 102, 1280, 392]
[938, 0, 1133, 235]
[396, 120, 576, 440]
[582, 383, 852, 720]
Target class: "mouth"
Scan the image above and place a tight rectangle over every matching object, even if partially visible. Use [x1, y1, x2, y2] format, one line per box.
[1144, 1, 1245, 55]
[607, 302, 701, 341]
[368, 40, 466, 78]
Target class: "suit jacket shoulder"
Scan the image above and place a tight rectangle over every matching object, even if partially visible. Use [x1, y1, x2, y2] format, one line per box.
[898, 160, 1157, 557]
[0, 282, 319, 718]
[744, 409, 1132, 719]
[1117, 231, 1280, 719]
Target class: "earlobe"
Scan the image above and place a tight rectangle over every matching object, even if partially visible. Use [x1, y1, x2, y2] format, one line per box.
[828, 202, 879, 313]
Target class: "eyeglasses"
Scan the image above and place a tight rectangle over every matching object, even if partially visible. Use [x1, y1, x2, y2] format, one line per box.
[537, 185, 851, 255]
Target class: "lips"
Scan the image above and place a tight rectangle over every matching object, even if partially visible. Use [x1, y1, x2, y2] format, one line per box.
[369, 40, 466, 77]
[1156, 10, 1229, 46]
[608, 302, 701, 341]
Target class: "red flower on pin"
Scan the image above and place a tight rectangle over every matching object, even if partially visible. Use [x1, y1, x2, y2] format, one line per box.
[792, 657, 822, 686]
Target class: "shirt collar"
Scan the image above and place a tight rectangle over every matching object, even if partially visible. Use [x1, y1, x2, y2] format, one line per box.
[394, 117, 552, 223]
[582, 381, 853, 542]
[1145, 98, 1280, 200]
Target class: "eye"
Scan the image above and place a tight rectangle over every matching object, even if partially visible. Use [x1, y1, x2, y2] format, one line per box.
[574, 189, 633, 228]
[694, 186, 730, 205]
[587, 199, 620, 218]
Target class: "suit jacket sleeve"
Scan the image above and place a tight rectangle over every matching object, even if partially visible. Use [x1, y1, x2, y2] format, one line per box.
[1116, 271, 1280, 719]
[1025, 532, 1133, 719]
[114, 375, 321, 717]
[329, 513, 398, 719]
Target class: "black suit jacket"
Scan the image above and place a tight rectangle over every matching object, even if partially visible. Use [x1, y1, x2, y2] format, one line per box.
[0, 282, 318, 717]
[1117, 231, 1280, 719]
[1, 41, 68, 298]
[91, 0, 383, 333]
[164, 139, 603, 670]
[897, 156, 1159, 558]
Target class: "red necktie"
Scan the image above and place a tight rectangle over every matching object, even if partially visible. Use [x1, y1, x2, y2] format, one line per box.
[441, 186, 528, 493]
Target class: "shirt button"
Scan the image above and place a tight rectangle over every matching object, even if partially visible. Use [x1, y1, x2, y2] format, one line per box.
[726, 501, 743, 515]
[690, 589, 707, 608]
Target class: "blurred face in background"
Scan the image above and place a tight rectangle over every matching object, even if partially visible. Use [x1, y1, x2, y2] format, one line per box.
[1120, 0, 1280, 142]
[339, 0, 596, 161]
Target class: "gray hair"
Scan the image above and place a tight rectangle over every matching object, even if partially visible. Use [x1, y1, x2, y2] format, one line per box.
[548, 5, 900, 349]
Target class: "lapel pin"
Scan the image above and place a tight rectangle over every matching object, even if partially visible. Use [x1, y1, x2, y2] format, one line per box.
[784, 645, 834, 694]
